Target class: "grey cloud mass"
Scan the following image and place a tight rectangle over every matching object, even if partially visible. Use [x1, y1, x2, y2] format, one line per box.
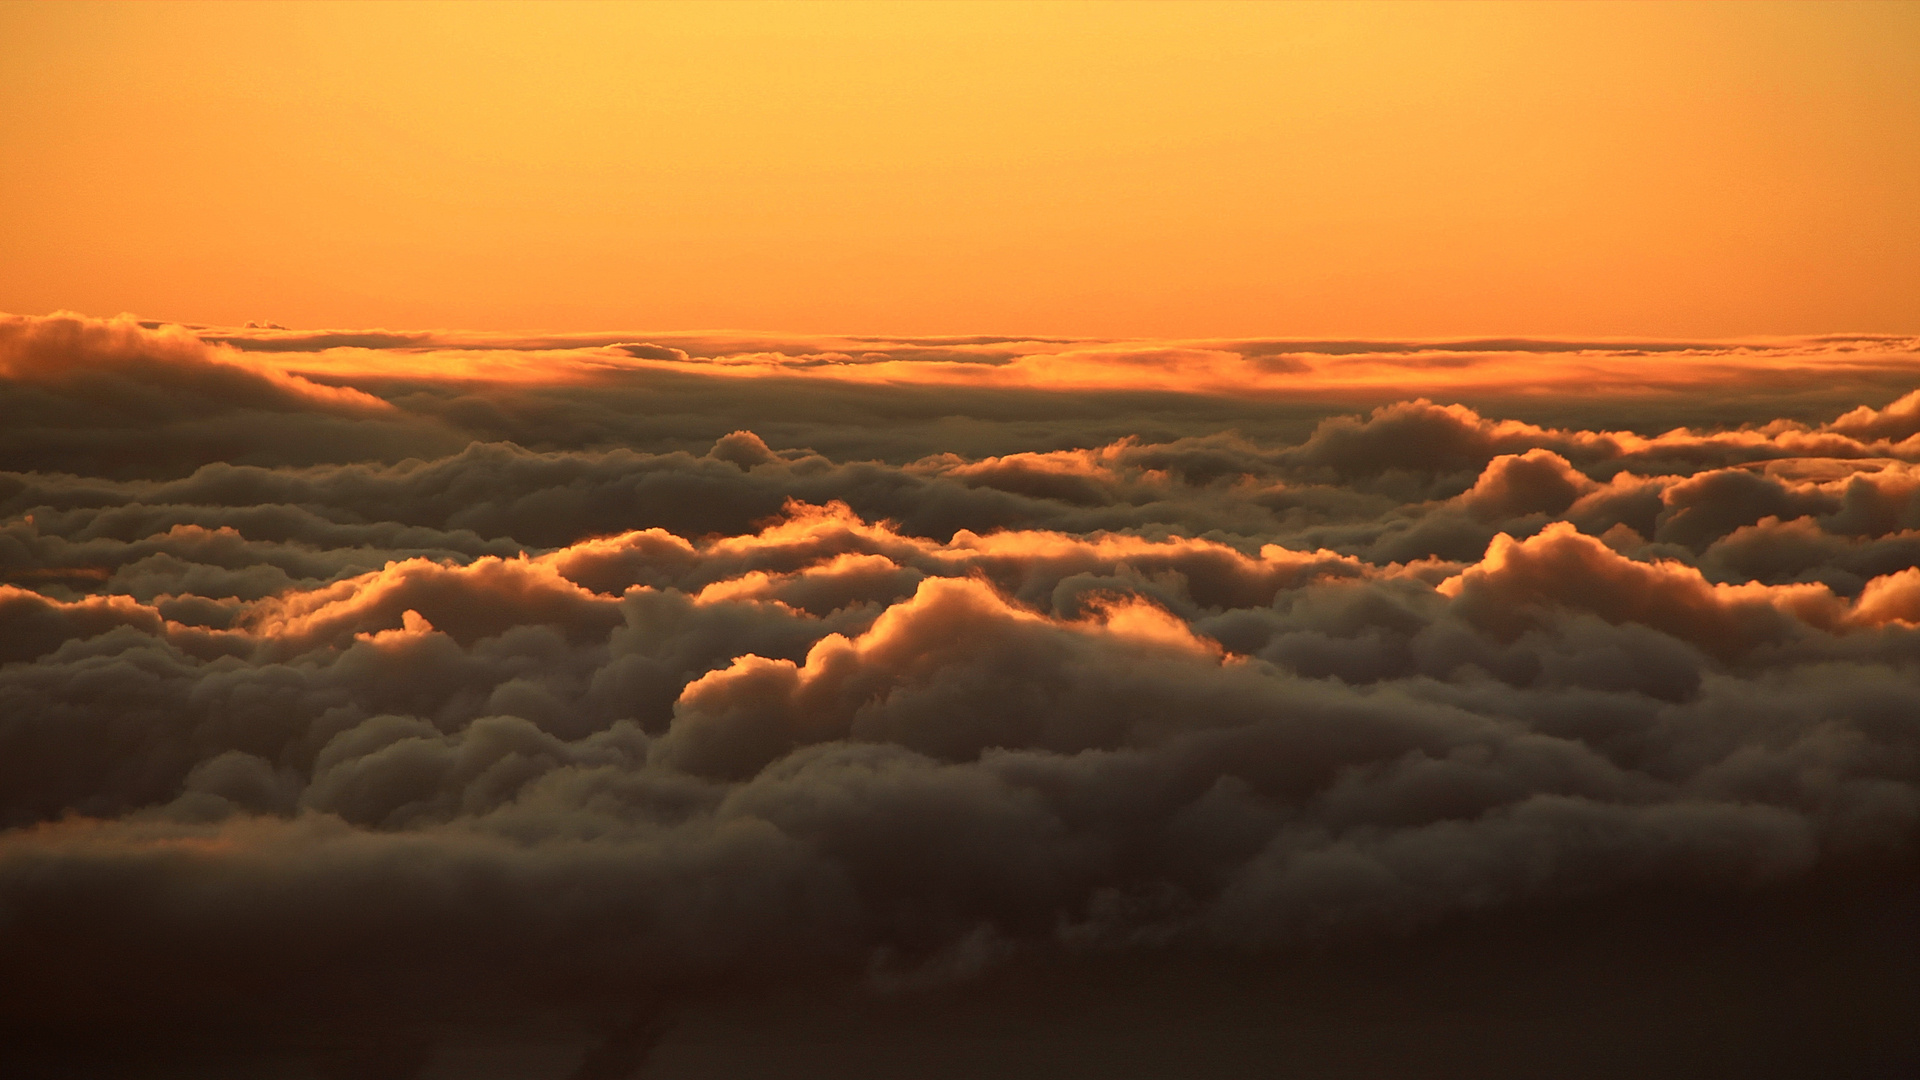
[3, 313, 1918, 1078]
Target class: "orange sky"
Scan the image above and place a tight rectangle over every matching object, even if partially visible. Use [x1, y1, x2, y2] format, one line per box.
[2, 0, 1916, 338]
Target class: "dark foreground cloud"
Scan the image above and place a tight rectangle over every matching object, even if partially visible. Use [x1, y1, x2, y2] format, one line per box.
[3, 314, 1919, 1078]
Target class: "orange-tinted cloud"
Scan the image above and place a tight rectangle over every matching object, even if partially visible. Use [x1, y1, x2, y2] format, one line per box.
[7, 311, 1920, 1071]
[0, 313, 390, 413]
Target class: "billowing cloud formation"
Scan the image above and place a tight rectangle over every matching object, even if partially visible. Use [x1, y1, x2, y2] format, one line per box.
[4, 313, 1919, 1077]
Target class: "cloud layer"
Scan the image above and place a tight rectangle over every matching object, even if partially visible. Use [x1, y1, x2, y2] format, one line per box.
[4, 313, 1919, 1077]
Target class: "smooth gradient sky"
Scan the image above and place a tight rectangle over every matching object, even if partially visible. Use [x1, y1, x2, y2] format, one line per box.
[3, 0, 1918, 337]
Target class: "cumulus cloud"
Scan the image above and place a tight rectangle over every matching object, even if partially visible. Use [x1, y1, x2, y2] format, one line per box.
[3, 312, 1919, 1075]
[0, 313, 461, 477]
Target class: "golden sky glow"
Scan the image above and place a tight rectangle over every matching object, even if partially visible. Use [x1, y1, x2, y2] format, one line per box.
[3, 0, 1917, 337]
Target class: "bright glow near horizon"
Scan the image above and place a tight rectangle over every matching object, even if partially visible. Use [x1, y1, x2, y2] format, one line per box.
[2, 0, 1917, 337]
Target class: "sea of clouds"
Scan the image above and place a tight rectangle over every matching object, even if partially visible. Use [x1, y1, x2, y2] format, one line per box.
[4, 313, 1919, 1077]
